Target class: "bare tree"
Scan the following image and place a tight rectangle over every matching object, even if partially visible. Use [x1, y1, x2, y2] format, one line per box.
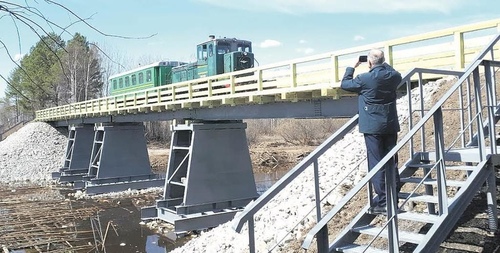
[0, 0, 156, 105]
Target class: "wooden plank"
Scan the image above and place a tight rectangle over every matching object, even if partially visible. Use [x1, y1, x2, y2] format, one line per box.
[280, 91, 313, 101]
[222, 97, 248, 106]
[166, 104, 181, 110]
[200, 99, 222, 108]
[249, 95, 276, 104]
[181, 101, 200, 109]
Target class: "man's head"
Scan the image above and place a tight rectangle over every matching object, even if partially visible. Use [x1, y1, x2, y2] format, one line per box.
[368, 49, 385, 69]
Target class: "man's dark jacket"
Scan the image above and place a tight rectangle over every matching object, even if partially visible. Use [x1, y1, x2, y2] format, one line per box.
[341, 62, 402, 134]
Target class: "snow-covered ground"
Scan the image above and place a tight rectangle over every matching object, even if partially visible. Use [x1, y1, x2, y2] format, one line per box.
[0, 76, 454, 252]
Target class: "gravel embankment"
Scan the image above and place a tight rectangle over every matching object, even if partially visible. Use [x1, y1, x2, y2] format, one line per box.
[0, 122, 66, 185]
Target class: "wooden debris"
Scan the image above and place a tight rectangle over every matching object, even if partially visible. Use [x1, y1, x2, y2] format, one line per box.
[0, 185, 99, 252]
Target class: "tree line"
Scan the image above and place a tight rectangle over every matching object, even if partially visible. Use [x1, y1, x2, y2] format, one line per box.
[2, 33, 104, 120]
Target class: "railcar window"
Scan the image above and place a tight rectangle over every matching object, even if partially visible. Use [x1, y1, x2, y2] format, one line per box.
[146, 70, 152, 82]
[119, 78, 123, 88]
[139, 73, 144, 84]
[113, 80, 117, 90]
[131, 74, 137, 85]
[125, 76, 130, 87]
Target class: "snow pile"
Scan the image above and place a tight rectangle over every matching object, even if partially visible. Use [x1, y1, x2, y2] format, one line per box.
[71, 186, 163, 199]
[0, 122, 66, 185]
[171, 76, 456, 253]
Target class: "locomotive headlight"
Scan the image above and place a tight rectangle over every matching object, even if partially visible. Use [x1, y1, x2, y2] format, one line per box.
[243, 52, 248, 56]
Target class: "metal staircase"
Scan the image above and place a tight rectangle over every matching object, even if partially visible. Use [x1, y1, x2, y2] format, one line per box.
[302, 35, 500, 252]
[233, 33, 500, 252]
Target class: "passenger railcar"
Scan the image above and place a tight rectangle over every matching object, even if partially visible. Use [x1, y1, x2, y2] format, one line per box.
[109, 61, 185, 95]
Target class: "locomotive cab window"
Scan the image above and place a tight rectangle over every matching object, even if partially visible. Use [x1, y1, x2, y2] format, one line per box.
[146, 70, 152, 82]
[139, 73, 144, 84]
[208, 44, 214, 57]
[198, 45, 208, 60]
[131, 74, 137, 85]
[218, 42, 230, 54]
[113, 80, 117, 90]
[125, 76, 130, 87]
[238, 45, 251, 52]
[119, 78, 123, 88]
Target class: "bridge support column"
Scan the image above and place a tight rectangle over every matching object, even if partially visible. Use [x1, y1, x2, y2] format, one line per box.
[52, 124, 95, 182]
[73, 123, 164, 195]
[141, 120, 258, 233]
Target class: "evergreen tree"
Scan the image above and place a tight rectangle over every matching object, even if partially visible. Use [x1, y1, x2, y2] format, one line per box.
[6, 33, 65, 111]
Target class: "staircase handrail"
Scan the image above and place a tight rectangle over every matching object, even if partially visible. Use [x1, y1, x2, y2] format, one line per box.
[231, 68, 468, 253]
[302, 33, 500, 250]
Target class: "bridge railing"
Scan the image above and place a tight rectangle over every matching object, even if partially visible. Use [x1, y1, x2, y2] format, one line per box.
[35, 19, 500, 121]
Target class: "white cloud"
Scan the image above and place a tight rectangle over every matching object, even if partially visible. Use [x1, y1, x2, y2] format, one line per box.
[354, 35, 365, 41]
[14, 53, 24, 62]
[259, 39, 282, 48]
[196, 0, 465, 14]
[299, 39, 307, 44]
[296, 47, 315, 55]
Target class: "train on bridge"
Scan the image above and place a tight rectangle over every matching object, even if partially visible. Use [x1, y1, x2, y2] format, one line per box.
[108, 35, 255, 95]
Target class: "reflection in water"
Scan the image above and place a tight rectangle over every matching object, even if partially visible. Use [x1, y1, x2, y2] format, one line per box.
[254, 169, 288, 194]
[145, 235, 167, 253]
[84, 198, 179, 253]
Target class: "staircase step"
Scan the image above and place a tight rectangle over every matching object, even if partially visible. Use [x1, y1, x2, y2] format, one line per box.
[407, 163, 436, 169]
[169, 181, 185, 186]
[336, 243, 386, 253]
[173, 146, 190, 150]
[400, 177, 465, 187]
[445, 165, 476, 171]
[351, 225, 425, 244]
[398, 192, 439, 203]
[398, 211, 440, 223]
[407, 163, 475, 171]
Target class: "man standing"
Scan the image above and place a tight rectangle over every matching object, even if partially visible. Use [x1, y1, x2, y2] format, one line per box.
[340, 49, 402, 214]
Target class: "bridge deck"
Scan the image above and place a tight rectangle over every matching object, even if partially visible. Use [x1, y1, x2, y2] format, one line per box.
[35, 19, 500, 124]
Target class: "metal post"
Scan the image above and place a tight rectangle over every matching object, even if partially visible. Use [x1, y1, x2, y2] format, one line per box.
[467, 77, 473, 145]
[313, 160, 322, 221]
[433, 108, 448, 215]
[486, 164, 498, 232]
[418, 72, 426, 152]
[313, 159, 329, 252]
[473, 68, 486, 160]
[386, 154, 399, 253]
[458, 84, 465, 147]
[484, 61, 497, 155]
[248, 217, 255, 253]
[317, 226, 329, 253]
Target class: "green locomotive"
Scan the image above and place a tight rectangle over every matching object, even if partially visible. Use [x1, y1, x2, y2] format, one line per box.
[109, 36, 254, 95]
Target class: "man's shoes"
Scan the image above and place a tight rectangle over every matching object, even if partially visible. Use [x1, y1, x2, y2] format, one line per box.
[368, 205, 387, 215]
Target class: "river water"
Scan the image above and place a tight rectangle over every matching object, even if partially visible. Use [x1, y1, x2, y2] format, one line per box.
[82, 170, 288, 253]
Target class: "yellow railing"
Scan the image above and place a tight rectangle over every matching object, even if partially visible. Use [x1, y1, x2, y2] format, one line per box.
[35, 19, 500, 121]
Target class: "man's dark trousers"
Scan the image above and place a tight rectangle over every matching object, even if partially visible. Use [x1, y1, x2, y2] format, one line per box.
[364, 133, 400, 207]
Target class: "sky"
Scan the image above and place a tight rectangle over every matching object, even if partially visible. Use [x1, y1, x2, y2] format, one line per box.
[0, 0, 499, 98]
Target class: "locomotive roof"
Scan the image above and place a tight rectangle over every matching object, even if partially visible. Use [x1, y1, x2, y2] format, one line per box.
[108, 61, 186, 80]
[200, 37, 252, 45]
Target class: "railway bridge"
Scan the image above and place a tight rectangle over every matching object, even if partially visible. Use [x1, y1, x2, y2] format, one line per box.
[36, 19, 500, 252]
